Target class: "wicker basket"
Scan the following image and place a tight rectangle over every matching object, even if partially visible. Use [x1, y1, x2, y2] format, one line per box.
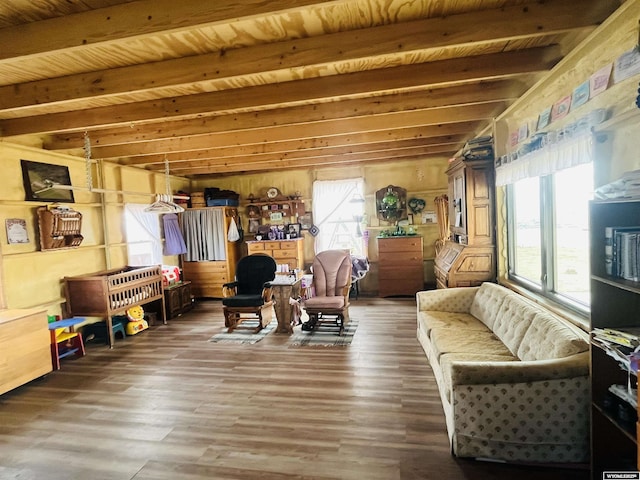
[37, 206, 83, 250]
[191, 192, 205, 208]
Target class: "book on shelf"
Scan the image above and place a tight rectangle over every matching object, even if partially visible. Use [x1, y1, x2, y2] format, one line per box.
[604, 225, 640, 279]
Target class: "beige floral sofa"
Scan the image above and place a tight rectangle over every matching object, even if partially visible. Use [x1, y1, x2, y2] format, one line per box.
[416, 282, 590, 464]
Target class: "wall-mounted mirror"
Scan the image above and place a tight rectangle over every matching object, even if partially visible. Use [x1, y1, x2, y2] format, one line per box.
[375, 185, 407, 223]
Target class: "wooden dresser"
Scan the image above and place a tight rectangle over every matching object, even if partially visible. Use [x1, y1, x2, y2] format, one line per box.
[434, 156, 496, 288]
[378, 236, 423, 297]
[247, 238, 304, 271]
[0, 308, 51, 395]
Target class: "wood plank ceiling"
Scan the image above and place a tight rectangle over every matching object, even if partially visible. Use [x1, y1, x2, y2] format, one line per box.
[0, 0, 621, 178]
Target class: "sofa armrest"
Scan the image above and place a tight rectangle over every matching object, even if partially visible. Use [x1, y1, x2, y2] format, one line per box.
[448, 351, 589, 386]
[416, 286, 479, 313]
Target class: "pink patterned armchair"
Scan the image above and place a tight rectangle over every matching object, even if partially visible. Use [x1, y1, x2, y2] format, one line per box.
[302, 249, 352, 334]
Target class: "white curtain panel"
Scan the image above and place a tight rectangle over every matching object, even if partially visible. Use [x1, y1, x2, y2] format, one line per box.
[496, 134, 593, 186]
[312, 178, 363, 253]
[124, 203, 163, 265]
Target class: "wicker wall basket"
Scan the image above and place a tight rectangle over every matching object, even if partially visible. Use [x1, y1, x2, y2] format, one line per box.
[37, 206, 83, 250]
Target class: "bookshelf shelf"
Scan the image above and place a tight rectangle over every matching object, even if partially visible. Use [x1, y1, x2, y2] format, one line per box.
[592, 403, 637, 444]
[591, 275, 640, 295]
[590, 199, 640, 478]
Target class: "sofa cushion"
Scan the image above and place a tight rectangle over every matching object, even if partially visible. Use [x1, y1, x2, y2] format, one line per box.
[469, 282, 510, 330]
[491, 294, 540, 356]
[517, 312, 589, 361]
[429, 326, 514, 360]
[418, 311, 491, 336]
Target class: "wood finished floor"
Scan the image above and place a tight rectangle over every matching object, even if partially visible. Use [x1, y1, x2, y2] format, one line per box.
[0, 297, 589, 480]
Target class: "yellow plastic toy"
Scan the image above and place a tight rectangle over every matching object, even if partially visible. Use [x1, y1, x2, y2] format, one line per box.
[125, 305, 149, 335]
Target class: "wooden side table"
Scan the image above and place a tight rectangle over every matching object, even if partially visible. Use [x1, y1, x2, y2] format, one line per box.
[270, 277, 302, 334]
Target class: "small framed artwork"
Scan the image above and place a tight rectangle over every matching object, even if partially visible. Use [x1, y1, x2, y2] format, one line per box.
[299, 212, 313, 230]
[21, 160, 74, 203]
[248, 218, 260, 234]
[288, 223, 301, 238]
[5, 218, 29, 244]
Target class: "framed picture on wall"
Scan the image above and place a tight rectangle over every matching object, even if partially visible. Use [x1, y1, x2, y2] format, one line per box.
[288, 223, 301, 238]
[20, 160, 75, 203]
[248, 218, 260, 234]
[299, 212, 313, 230]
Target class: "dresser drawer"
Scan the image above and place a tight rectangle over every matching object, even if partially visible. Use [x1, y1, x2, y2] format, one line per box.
[272, 249, 298, 260]
[378, 237, 423, 253]
[248, 243, 266, 253]
[378, 251, 423, 266]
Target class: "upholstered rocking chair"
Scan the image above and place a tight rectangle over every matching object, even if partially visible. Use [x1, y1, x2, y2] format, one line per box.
[222, 254, 277, 333]
[302, 249, 352, 334]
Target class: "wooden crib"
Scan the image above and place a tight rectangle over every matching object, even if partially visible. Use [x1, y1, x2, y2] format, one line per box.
[63, 265, 166, 347]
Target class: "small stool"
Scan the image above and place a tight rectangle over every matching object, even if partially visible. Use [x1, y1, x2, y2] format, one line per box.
[83, 320, 126, 344]
[48, 317, 86, 370]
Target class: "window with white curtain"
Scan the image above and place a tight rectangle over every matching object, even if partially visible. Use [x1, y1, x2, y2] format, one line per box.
[501, 134, 593, 313]
[312, 178, 365, 255]
[124, 204, 162, 266]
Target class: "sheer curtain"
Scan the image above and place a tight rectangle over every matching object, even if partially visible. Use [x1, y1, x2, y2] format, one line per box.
[124, 203, 163, 266]
[312, 178, 364, 254]
[181, 208, 226, 261]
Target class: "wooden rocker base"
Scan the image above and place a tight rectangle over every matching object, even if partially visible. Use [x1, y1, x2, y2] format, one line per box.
[223, 303, 273, 333]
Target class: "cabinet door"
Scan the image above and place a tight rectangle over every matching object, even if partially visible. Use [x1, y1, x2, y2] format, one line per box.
[180, 283, 192, 310]
[165, 288, 181, 317]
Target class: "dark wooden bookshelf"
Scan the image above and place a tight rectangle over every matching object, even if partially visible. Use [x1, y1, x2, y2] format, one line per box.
[589, 199, 640, 479]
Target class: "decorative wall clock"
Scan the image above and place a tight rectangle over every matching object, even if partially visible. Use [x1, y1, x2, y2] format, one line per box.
[266, 187, 280, 199]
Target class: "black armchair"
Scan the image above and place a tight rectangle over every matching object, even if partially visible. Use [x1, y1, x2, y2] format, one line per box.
[222, 254, 277, 333]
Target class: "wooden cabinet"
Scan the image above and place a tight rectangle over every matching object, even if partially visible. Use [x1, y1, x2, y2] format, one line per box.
[0, 308, 51, 395]
[378, 236, 423, 297]
[434, 241, 495, 289]
[164, 281, 193, 319]
[589, 199, 640, 478]
[435, 156, 495, 288]
[247, 238, 304, 271]
[447, 157, 494, 246]
[182, 207, 241, 298]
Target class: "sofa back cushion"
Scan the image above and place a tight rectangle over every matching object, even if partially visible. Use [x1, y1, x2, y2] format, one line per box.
[469, 282, 510, 330]
[491, 294, 540, 356]
[517, 312, 589, 360]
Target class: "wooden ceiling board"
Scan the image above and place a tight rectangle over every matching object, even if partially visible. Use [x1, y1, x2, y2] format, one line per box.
[0, 0, 622, 176]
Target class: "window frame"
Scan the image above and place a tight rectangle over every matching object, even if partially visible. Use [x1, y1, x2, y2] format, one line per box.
[506, 170, 591, 318]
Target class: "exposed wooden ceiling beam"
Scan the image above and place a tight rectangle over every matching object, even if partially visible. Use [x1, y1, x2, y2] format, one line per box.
[170, 144, 459, 176]
[0, 0, 330, 61]
[87, 102, 507, 159]
[117, 122, 483, 167]
[0, 48, 556, 137]
[143, 136, 466, 173]
[46, 80, 522, 150]
[0, 0, 609, 113]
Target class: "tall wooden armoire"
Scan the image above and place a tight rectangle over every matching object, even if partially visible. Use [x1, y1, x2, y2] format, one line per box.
[434, 157, 496, 288]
